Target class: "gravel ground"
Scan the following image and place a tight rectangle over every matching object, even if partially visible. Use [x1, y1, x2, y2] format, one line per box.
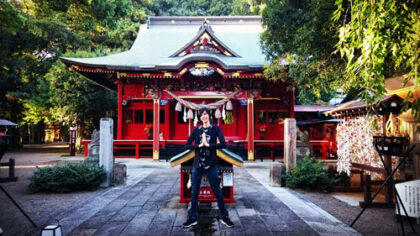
[0, 146, 103, 236]
[295, 189, 420, 236]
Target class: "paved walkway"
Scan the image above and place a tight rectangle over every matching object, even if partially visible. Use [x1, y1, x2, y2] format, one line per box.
[24, 159, 359, 236]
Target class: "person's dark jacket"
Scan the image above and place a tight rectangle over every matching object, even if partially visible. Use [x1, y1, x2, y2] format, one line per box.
[185, 125, 226, 168]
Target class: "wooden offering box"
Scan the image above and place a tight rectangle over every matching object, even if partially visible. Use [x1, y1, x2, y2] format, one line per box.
[170, 148, 243, 203]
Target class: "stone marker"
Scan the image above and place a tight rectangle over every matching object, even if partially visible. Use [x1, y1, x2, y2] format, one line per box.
[114, 163, 127, 185]
[85, 129, 100, 164]
[99, 118, 114, 187]
[296, 127, 311, 159]
[284, 118, 296, 171]
[269, 163, 283, 187]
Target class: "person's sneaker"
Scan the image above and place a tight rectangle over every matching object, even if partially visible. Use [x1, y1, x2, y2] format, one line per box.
[220, 216, 234, 227]
[182, 218, 197, 228]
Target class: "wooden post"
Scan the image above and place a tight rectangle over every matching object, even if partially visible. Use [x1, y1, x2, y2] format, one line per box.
[362, 174, 372, 207]
[135, 143, 139, 159]
[289, 83, 295, 118]
[284, 118, 296, 171]
[117, 82, 123, 140]
[384, 154, 394, 204]
[153, 99, 160, 160]
[247, 98, 254, 161]
[321, 142, 328, 160]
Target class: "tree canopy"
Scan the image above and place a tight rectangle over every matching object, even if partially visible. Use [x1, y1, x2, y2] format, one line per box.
[261, 0, 419, 114]
[334, 0, 419, 118]
[0, 0, 263, 143]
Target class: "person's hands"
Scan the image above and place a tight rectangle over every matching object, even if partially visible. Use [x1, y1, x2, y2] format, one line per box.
[199, 133, 209, 147]
[198, 133, 205, 147]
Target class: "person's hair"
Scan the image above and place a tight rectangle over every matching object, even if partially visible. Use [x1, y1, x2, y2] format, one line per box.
[198, 107, 210, 117]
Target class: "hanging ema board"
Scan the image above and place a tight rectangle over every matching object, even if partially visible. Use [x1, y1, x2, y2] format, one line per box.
[395, 179, 420, 218]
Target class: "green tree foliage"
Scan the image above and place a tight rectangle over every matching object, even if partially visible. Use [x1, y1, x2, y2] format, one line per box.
[260, 0, 344, 105]
[261, 0, 419, 111]
[334, 0, 419, 119]
[46, 51, 116, 138]
[231, 0, 264, 15]
[0, 0, 150, 143]
[148, 0, 264, 16]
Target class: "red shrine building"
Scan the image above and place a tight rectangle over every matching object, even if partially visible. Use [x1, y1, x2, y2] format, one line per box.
[62, 16, 295, 161]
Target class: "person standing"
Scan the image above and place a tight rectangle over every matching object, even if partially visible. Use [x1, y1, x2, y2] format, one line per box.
[182, 108, 234, 228]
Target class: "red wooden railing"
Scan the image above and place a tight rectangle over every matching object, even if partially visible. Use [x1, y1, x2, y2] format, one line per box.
[309, 128, 324, 140]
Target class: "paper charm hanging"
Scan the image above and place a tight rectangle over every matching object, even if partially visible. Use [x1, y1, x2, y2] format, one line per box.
[215, 108, 221, 119]
[226, 100, 233, 110]
[222, 104, 226, 120]
[193, 110, 198, 126]
[183, 106, 187, 122]
[187, 109, 194, 119]
[175, 101, 182, 112]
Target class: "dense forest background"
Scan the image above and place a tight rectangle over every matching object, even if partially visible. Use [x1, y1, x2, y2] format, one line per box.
[1, 0, 418, 144]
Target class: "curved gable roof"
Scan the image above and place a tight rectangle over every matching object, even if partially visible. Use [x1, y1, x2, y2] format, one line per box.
[61, 16, 266, 71]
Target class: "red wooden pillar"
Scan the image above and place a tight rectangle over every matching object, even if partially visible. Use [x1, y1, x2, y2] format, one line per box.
[117, 81, 123, 140]
[247, 98, 254, 161]
[135, 143, 139, 159]
[153, 99, 160, 160]
[321, 142, 327, 160]
[289, 82, 295, 118]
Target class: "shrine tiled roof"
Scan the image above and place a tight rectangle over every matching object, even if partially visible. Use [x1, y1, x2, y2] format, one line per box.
[170, 149, 243, 167]
[324, 94, 405, 117]
[294, 105, 336, 113]
[61, 16, 265, 71]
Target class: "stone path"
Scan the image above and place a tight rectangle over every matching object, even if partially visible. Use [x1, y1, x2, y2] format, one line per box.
[245, 163, 360, 236]
[21, 159, 360, 236]
[49, 165, 318, 236]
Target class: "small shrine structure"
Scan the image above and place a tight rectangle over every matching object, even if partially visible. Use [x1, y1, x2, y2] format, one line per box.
[170, 148, 243, 203]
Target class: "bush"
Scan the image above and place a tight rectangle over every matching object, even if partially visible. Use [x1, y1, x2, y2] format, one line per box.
[327, 165, 351, 187]
[28, 163, 106, 193]
[286, 156, 332, 190]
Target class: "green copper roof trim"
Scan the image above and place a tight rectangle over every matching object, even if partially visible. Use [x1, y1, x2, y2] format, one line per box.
[170, 21, 241, 58]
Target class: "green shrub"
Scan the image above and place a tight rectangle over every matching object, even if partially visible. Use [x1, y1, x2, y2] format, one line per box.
[28, 163, 106, 193]
[286, 156, 332, 190]
[327, 165, 351, 187]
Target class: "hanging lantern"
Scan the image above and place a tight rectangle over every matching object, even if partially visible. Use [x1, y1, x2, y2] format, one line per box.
[183, 106, 187, 123]
[175, 102, 182, 111]
[187, 109, 194, 119]
[193, 110, 198, 126]
[222, 105, 226, 120]
[215, 108, 221, 119]
[226, 100, 233, 110]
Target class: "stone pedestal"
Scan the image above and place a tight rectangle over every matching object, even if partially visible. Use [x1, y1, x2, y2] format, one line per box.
[269, 163, 283, 187]
[99, 118, 114, 187]
[284, 118, 296, 171]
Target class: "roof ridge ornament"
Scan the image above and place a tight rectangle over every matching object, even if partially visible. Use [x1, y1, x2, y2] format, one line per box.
[199, 18, 213, 33]
[171, 19, 240, 58]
